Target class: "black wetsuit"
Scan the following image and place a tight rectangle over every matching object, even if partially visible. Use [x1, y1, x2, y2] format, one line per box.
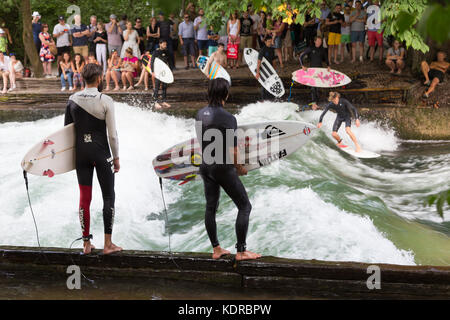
[299, 45, 330, 104]
[257, 45, 276, 100]
[64, 88, 119, 240]
[319, 98, 359, 132]
[151, 47, 170, 103]
[195, 105, 252, 253]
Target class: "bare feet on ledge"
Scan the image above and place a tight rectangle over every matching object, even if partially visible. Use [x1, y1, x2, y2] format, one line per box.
[235, 251, 262, 261]
[83, 241, 96, 255]
[103, 243, 122, 255]
[212, 246, 230, 259]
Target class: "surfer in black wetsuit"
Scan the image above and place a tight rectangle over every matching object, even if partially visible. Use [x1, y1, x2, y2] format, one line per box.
[195, 78, 261, 261]
[151, 39, 171, 109]
[318, 91, 362, 152]
[64, 63, 122, 255]
[299, 36, 331, 110]
[256, 35, 277, 100]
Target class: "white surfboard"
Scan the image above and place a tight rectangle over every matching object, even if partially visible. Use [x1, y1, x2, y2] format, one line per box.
[196, 55, 231, 84]
[337, 144, 380, 159]
[244, 48, 285, 98]
[292, 68, 351, 88]
[21, 124, 76, 177]
[154, 58, 174, 84]
[153, 121, 317, 184]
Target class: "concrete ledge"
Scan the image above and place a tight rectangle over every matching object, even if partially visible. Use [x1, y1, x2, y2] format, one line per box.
[1, 246, 449, 299]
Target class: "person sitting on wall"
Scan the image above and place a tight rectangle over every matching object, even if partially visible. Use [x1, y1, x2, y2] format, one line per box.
[421, 51, 449, 99]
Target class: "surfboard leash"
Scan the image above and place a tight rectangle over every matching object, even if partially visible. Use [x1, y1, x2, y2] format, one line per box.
[23, 170, 95, 285]
[288, 79, 295, 102]
[23, 170, 50, 265]
[158, 177, 182, 270]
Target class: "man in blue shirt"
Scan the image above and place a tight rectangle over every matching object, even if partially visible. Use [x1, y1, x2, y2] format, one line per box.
[32, 12, 42, 53]
[71, 14, 90, 61]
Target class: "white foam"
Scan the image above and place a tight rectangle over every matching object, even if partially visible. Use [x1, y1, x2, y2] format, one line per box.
[0, 101, 446, 264]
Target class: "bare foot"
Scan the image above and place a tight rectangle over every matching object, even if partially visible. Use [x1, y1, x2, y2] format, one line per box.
[127, 86, 134, 90]
[355, 145, 362, 153]
[334, 61, 340, 65]
[212, 246, 230, 259]
[83, 241, 96, 255]
[105, 87, 110, 92]
[113, 86, 120, 91]
[424, 80, 430, 86]
[390, 69, 395, 74]
[396, 70, 402, 74]
[103, 243, 122, 255]
[162, 102, 171, 108]
[235, 251, 262, 261]
[154, 102, 163, 109]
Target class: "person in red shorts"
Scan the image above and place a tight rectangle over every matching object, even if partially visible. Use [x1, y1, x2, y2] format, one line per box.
[367, 1, 384, 63]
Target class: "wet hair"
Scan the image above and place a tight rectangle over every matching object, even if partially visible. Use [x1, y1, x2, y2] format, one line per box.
[208, 78, 230, 107]
[82, 63, 103, 85]
[328, 91, 341, 101]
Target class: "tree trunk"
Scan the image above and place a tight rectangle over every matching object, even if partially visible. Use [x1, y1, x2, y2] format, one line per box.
[20, 0, 43, 78]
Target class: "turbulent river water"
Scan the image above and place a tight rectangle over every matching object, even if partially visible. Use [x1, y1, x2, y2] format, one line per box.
[1, 101, 449, 266]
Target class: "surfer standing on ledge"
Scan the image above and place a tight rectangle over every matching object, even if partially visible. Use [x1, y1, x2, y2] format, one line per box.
[195, 78, 261, 261]
[65, 63, 122, 255]
[151, 39, 171, 109]
[318, 91, 362, 153]
[299, 36, 331, 110]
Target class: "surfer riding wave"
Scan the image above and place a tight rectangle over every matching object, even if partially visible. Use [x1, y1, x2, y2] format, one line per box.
[318, 91, 361, 152]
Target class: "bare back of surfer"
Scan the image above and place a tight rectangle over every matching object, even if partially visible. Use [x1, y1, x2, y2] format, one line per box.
[317, 91, 362, 152]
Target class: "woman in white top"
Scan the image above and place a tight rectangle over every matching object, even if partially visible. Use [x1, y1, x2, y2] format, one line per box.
[227, 12, 240, 69]
[120, 21, 141, 58]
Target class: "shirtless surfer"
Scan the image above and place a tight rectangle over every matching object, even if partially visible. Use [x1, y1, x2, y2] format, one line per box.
[205, 43, 227, 73]
[421, 51, 449, 99]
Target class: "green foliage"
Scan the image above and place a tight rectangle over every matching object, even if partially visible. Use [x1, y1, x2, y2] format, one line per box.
[427, 190, 450, 219]
[381, 0, 429, 53]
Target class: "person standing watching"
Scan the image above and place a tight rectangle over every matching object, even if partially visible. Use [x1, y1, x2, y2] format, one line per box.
[32, 12, 42, 54]
[194, 8, 209, 57]
[134, 17, 146, 56]
[367, 1, 384, 63]
[71, 14, 90, 62]
[87, 15, 98, 56]
[157, 12, 175, 70]
[53, 16, 72, 74]
[326, 3, 344, 65]
[239, 10, 254, 65]
[106, 14, 123, 55]
[350, 0, 367, 63]
[195, 78, 262, 261]
[178, 14, 196, 70]
[64, 63, 122, 255]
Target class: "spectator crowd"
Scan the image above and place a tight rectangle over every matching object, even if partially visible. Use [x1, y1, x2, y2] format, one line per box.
[0, 1, 447, 99]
